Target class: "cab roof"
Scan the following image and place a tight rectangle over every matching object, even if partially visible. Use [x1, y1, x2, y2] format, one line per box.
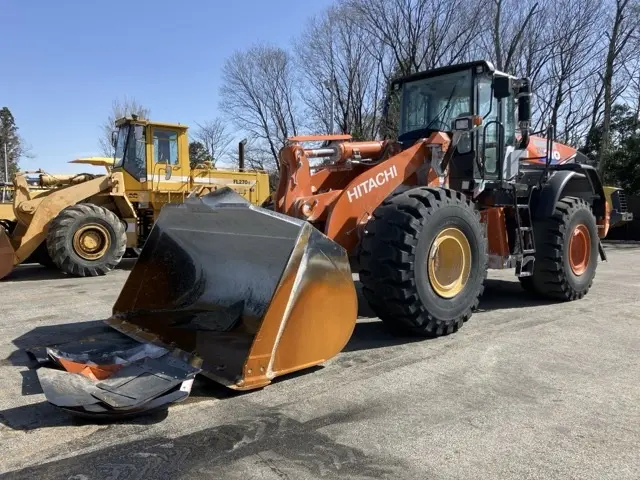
[114, 116, 189, 131]
[391, 60, 517, 88]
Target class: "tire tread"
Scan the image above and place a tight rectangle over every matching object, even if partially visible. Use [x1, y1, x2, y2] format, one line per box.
[359, 187, 488, 337]
[46, 203, 126, 277]
[519, 197, 598, 300]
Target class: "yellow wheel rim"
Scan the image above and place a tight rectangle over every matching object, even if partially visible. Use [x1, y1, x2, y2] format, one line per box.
[72, 224, 111, 261]
[428, 227, 471, 299]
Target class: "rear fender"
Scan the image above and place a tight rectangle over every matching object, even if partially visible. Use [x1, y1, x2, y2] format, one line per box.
[532, 167, 608, 237]
[533, 168, 606, 218]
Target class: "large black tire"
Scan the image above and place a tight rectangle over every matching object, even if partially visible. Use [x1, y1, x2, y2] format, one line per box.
[359, 187, 488, 337]
[519, 197, 598, 300]
[46, 204, 126, 277]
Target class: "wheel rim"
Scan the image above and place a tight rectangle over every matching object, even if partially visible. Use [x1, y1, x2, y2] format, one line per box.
[72, 224, 111, 261]
[569, 224, 591, 276]
[428, 227, 471, 299]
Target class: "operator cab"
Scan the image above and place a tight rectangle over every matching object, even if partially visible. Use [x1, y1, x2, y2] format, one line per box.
[111, 116, 189, 191]
[392, 60, 531, 194]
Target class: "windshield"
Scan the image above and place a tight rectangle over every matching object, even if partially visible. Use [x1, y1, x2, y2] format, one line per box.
[113, 125, 129, 168]
[114, 123, 147, 180]
[126, 125, 147, 180]
[399, 69, 473, 138]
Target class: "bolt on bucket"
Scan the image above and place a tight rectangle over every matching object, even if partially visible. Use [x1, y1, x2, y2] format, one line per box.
[106, 188, 358, 390]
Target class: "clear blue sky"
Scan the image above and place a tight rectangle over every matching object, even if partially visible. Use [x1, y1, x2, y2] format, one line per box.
[1, 0, 334, 173]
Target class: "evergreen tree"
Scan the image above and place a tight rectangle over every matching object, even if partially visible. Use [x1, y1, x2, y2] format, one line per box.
[189, 141, 213, 169]
[580, 104, 640, 194]
[0, 107, 22, 182]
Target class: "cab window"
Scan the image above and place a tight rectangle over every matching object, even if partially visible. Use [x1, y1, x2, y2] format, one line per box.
[153, 129, 179, 165]
[477, 75, 499, 175]
[123, 124, 146, 180]
[502, 94, 516, 147]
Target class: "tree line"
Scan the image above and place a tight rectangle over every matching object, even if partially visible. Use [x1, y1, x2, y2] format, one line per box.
[0, 106, 31, 186]
[217, 0, 640, 192]
[103, 0, 640, 193]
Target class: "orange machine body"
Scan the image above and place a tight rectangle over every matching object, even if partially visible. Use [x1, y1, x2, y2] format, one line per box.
[273, 131, 612, 265]
[275, 133, 447, 254]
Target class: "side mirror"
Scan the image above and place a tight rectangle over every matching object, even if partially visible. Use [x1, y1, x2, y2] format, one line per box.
[111, 130, 118, 148]
[165, 166, 172, 180]
[493, 76, 511, 100]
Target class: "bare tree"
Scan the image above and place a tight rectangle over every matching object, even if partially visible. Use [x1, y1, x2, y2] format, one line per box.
[219, 44, 300, 171]
[598, 0, 639, 173]
[295, 4, 385, 139]
[214, 0, 638, 173]
[480, 0, 540, 73]
[624, 48, 640, 123]
[521, 0, 603, 142]
[99, 97, 150, 156]
[192, 118, 233, 166]
[347, 0, 482, 78]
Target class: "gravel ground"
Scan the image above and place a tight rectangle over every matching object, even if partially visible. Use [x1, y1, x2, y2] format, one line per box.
[0, 243, 638, 479]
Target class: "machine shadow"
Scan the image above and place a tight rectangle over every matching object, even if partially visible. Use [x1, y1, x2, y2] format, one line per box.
[1, 258, 137, 282]
[1, 277, 557, 430]
[476, 278, 555, 311]
[7, 319, 118, 368]
[0, 400, 170, 431]
[344, 278, 556, 353]
[3, 407, 407, 480]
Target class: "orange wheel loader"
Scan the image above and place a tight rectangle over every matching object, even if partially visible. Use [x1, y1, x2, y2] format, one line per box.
[30, 60, 612, 417]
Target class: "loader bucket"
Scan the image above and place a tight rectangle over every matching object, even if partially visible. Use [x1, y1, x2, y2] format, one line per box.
[0, 229, 14, 280]
[106, 187, 358, 391]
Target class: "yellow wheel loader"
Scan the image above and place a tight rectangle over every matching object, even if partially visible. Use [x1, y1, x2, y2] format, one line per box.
[0, 157, 114, 224]
[0, 118, 270, 280]
[604, 186, 633, 228]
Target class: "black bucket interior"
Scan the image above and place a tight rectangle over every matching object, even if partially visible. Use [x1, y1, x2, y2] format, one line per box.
[111, 189, 306, 385]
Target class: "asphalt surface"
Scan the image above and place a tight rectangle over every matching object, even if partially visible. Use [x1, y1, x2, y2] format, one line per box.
[0, 243, 639, 479]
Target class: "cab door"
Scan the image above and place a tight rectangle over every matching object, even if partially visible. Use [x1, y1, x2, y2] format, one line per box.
[148, 126, 188, 192]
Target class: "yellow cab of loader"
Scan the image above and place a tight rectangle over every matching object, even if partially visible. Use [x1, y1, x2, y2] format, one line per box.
[110, 115, 270, 249]
[0, 116, 270, 280]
